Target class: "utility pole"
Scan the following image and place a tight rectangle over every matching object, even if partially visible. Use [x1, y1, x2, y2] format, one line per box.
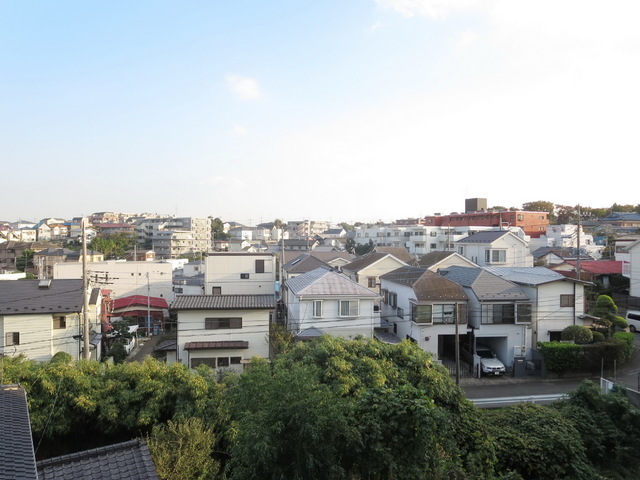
[576, 205, 581, 280]
[455, 304, 460, 385]
[146, 272, 151, 336]
[82, 218, 90, 360]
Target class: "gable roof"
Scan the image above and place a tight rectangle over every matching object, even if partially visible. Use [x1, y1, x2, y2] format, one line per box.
[483, 266, 574, 286]
[456, 230, 515, 244]
[564, 260, 623, 275]
[374, 247, 415, 264]
[111, 295, 169, 310]
[36, 439, 158, 480]
[380, 266, 468, 302]
[342, 252, 406, 273]
[282, 254, 332, 274]
[171, 294, 276, 310]
[0, 385, 38, 480]
[0, 279, 84, 316]
[286, 268, 379, 297]
[439, 266, 529, 301]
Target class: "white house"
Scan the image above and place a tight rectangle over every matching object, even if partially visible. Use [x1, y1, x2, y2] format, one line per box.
[439, 266, 533, 370]
[485, 267, 591, 345]
[54, 260, 174, 301]
[379, 266, 469, 360]
[172, 294, 276, 371]
[455, 230, 533, 268]
[283, 267, 380, 340]
[342, 251, 408, 294]
[204, 252, 277, 296]
[0, 279, 102, 361]
[628, 239, 640, 301]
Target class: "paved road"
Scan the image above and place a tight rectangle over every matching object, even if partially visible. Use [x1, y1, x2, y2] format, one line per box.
[462, 332, 640, 402]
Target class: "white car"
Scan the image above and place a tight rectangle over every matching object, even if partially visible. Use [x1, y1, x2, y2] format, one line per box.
[626, 310, 640, 332]
[476, 346, 506, 376]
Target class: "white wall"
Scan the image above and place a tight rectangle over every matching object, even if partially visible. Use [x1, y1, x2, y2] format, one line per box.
[205, 253, 276, 295]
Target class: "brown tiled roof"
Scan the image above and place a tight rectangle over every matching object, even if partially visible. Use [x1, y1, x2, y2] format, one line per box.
[380, 266, 468, 302]
[171, 294, 276, 310]
[375, 247, 415, 264]
[184, 341, 249, 350]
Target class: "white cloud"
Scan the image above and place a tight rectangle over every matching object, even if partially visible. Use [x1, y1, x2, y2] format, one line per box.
[368, 20, 382, 32]
[374, 0, 478, 20]
[451, 29, 479, 52]
[200, 175, 246, 189]
[229, 124, 248, 137]
[226, 74, 263, 100]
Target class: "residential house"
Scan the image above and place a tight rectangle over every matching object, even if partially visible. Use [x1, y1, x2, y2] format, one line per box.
[342, 251, 408, 294]
[416, 251, 478, 271]
[0, 279, 102, 361]
[282, 254, 334, 281]
[550, 260, 624, 290]
[484, 267, 592, 345]
[378, 266, 469, 360]
[626, 240, 640, 306]
[0, 384, 38, 480]
[108, 295, 170, 334]
[0, 241, 55, 274]
[614, 234, 640, 277]
[455, 230, 533, 267]
[205, 252, 277, 296]
[439, 266, 533, 370]
[283, 267, 380, 340]
[33, 248, 105, 279]
[172, 294, 276, 371]
[374, 246, 416, 265]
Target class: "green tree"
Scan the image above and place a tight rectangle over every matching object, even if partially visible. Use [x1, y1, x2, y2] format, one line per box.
[354, 239, 375, 256]
[555, 204, 579, 224]
[147, 417, 220, 480]
[89, 232, 137, 259]
[345, 237, 356, 254]
[16, 249, 34, 272]
[210, 217, 229, 241]
[561, 325, 594, 344]
[484, 403, 598, 479]
[591, 294, 627, 336]
[522, 200, 556, 223]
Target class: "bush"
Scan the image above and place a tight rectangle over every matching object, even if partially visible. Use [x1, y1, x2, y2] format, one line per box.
[107, 342, 127, 364]
[592, 331, 605, 343]
[538, 342, 583, 372]
[612, 332, 635, 361]
[561, 325, 593, 344]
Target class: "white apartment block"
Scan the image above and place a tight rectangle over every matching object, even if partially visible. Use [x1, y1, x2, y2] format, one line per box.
[136, 217, 211, 258]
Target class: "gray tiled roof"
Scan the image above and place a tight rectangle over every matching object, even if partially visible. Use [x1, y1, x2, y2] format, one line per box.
[380, 266, 468, 302]
[455, 230, 510, 244]
[0, 385, 38, 480]
[283, 254, 332, 273]
[440, 266, 529, 300]
[286, 268, 379, 297]
[416, 251, 456, 268]
[171, 294, 276, 310]
[0, 279, 84, 315]
[483, 267, 568, 286]
[37, 439, 158, 480]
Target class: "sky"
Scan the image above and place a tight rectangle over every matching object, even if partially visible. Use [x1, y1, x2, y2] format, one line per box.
[2, 0, 639, 225]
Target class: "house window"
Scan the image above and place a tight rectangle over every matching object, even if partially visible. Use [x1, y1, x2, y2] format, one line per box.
[240, 273, 250, 279]
[382, 289, 389, 304]
[313, 300, 323, 318]
[432, 304, 456, 324]
[205, 317, 243, 329]
[430, 231, 437, 237]
[482, 304, 515, 324]
[255, 259, 265, 273]
[5, 332, 19, 346]
[485, 249, 506, 263]
[388, 292, 397, 308]
[397, 307, 404, 319]
[516, 303, 532, 323]
[367, 277, 377, 288]
[339, 300, 359, 317]
[230, 356, 242, 365]
[53, 315, 66, 329]
[217, 357, 230, 367]
[458, 247, 464, 255]
[430, 243, 437, 249]
[191, 357, 216, 368]
[560, 295, 575, 307]
[212, 286, 222, 295]
[412, 304, 432, 324]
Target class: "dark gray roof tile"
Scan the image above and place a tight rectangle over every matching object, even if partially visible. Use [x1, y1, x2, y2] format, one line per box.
[171, 294, 276, 310]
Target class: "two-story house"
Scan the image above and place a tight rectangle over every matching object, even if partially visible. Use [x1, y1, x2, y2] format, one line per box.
[171, 294, 276, 371]
[379, 266, 469, 361]
[0, 279, 102, 361]
[283, 267, 379, 340]
[439, 266, 532, 370]
[484, 266, 592, 344]
[455, 230, 533, 267]
[341, 251, 408, 294]
[204, 252, 277, 296]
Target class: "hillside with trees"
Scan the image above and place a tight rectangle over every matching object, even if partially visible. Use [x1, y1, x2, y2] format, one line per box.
[3, 337, 640, 479]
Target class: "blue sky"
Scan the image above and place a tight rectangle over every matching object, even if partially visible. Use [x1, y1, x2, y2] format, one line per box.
[2, 1, 639, 225]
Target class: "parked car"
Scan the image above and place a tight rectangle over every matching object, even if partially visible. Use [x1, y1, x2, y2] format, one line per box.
[626, 310, 640, 332]
[476, 345, 506, 376]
